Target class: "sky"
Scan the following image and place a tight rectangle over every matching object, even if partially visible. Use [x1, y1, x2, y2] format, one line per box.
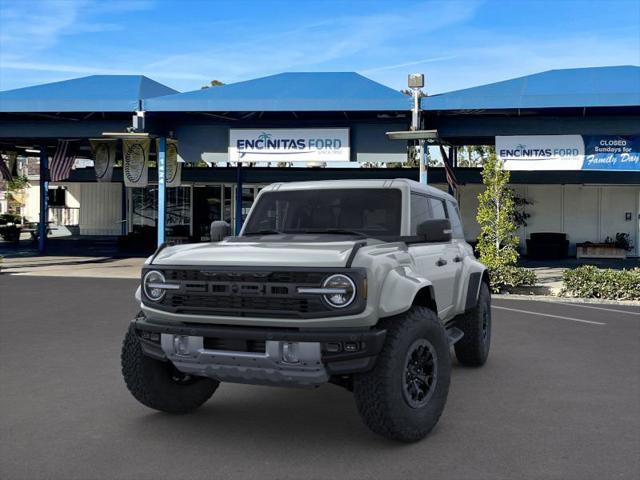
[0, 0, 639, 94]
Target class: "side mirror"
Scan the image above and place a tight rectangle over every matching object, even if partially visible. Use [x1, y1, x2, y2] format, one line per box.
[210, 220, 231, 242]
[417, 219, 452, 243]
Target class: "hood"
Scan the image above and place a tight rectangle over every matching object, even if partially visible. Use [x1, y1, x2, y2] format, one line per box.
[152, 239, 359, 268]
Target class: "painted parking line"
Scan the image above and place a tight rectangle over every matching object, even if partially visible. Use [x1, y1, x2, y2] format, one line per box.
[493, 305, 606, 326]
[556, 302, 640, 316]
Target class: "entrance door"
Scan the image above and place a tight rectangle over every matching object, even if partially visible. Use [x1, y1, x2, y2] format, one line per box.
[193, 186, 225, 242]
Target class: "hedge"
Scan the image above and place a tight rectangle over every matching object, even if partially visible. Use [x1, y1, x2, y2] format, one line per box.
[561, 266, 640, 300]
[488, 265, 537, 294]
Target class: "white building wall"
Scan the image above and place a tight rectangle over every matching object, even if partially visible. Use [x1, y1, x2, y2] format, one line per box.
[599, 186, 639, 255]
[22, 182, 40, 222]
[457, 183, 640, 257]
[78, 182, 122, 235]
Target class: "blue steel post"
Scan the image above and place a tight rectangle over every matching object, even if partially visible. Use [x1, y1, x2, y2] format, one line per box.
[38, 146, 48, 254]
[235, 162, 243, 235]
[157, 137, 166, 246]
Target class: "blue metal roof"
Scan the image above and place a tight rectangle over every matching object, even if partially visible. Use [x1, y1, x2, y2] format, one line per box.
[0, 75, 178, 113]
[421, 66, 640, 111]
[145, 72, 410, 112]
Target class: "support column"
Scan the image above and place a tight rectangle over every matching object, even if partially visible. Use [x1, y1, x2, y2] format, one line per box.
[235, 162, 243, 235]
[157, 137, 166, 246]
[121, 183, 127, 236]
[419, 139, 427, 184]
[38, 146, 48, 255]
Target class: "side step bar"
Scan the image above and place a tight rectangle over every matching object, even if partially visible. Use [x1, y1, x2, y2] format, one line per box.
[446, 327, 464, 346]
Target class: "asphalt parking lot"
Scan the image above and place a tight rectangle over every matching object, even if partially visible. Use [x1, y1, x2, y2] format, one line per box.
[1, 275, 639, 480]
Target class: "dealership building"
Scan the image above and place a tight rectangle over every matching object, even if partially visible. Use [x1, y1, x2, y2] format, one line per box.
[0, 65, 638, 257]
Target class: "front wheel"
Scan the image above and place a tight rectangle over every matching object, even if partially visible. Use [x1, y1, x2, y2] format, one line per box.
[353, 306, 451, 442]
[121, 324, 219, 413]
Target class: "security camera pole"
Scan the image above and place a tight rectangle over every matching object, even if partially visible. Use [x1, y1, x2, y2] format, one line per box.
[408, 73, 426, 184]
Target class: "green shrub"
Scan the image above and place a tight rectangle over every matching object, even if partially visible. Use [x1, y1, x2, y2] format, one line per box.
[488, 265, 537, 293]
[561, 266, 640, 300]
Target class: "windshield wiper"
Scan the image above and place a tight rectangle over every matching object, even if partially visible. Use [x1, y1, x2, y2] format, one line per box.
[243, 229, 284, 236]
[297, 228, 368, 238]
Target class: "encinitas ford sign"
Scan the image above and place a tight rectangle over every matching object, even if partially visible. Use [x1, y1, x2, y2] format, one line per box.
[496, 135, 584, 170]
[229, 128, 350, 162]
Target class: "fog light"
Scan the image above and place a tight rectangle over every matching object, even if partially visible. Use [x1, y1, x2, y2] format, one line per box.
[344, 342, 359, 352]
[282, 342, 300, 364]
[173, 335, 190, 356]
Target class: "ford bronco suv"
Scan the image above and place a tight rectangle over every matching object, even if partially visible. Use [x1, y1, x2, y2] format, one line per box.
[122, 179, 491, 442]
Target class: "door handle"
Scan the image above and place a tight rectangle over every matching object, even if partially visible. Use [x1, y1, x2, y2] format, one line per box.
[453, 256, 462, 263]
[436, 258, 447, 267]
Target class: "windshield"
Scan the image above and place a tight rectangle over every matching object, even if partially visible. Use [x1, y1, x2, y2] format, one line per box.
[242, 188, 402, 237]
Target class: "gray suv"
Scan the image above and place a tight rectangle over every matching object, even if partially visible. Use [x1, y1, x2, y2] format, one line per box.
[122, 179, 490, 442]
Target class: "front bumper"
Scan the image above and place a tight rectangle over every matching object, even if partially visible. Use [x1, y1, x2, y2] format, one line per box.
[133, 315, 386, 388]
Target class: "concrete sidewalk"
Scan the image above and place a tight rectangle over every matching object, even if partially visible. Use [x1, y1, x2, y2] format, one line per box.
[1, 255, 637, 296]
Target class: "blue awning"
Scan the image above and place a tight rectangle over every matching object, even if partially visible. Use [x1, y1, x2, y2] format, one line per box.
[0, 75, 178, 113]
[421, 66, 640, 111]
[145, 72, 410, 112]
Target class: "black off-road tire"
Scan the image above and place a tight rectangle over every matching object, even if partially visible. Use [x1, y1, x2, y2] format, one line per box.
[121, 325, 219, 413]
[353, 306, 451, 442]
[454, 282, 491, 366]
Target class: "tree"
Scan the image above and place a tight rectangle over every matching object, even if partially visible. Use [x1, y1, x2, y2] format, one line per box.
[475, 154, 536, 292]
[201, 80, 225, 89]
[457, 145, 495, 167]
[476, 153, 519, 268]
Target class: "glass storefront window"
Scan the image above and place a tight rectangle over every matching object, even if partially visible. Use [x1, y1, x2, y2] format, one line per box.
[130, 186, 191, 240]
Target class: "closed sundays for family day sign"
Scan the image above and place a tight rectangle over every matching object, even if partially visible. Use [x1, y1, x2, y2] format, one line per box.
[229, 128, 350, 162]
[497, 135, 640, 171]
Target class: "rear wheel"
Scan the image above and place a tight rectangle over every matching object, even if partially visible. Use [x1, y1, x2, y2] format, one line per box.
[121, 325, 219, 413]
[353, 306, 451, 442]
[454, 282, 491, 366]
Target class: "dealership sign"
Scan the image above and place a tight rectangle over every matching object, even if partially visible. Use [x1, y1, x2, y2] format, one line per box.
[229, 128, 350, 162]
[496, 135, 584, 170]
[496, 135, 640, 171]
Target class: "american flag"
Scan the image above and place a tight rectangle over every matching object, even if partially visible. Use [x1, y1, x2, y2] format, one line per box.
[0, 156, 12, 181]
[50, 140, 77, 182]
[439, 145, 458, 193]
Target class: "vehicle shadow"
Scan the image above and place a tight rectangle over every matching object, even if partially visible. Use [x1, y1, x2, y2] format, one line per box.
[126, 374, 456, 451]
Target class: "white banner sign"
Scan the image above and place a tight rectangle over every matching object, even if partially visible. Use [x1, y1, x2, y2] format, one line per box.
[90, 139, 116, 182]
[229, 128, 350, 163]
[123, 138, 150, 187]
[496, 135, 585, 170]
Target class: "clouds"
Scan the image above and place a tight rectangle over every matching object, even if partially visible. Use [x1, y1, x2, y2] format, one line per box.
[0, 0, 638, 93]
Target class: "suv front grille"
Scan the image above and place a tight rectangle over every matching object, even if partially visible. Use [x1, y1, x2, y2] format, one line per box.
[144, 267, 366, 319]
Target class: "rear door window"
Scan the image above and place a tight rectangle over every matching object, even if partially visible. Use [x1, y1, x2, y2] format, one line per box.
[446, 200, 465, 239]
[428, 197, 448, 220]
[410, 193, 432, 234]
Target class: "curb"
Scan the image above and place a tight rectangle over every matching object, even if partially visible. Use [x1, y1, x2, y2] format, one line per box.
[493, 293, 640, 307]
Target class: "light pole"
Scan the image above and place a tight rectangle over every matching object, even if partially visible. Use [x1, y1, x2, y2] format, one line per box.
[408, 73, 426, 184]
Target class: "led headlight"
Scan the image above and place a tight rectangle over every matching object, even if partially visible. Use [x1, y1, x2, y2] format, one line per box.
[322, 274, 356, 308]
[143, 270, 166, 302]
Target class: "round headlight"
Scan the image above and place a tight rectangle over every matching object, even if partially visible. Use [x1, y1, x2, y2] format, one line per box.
[322, 274, 356, 308]
[143, 270, 166, 302]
